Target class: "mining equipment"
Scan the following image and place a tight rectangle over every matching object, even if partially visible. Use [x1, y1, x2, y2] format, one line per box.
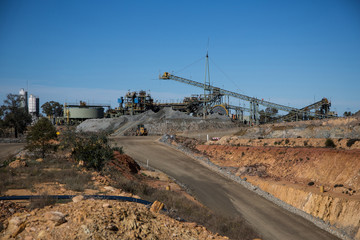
[113, 90, 157, 116]
[160, 72, 335, 125]
[136, 124, 148, 136]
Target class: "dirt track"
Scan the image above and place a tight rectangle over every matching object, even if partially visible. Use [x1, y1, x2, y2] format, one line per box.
[112, 136, 339, 240]
[0, 143, 25, 163]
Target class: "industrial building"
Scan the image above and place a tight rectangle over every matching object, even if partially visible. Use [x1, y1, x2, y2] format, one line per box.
[63, 101, 109, 125]
[28, 94, 40, 118]
[19, 88, 28, 110]
[19, 88, 40, 122]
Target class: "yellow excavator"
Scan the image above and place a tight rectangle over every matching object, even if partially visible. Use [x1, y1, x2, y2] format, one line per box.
[136, 124, 148, 136]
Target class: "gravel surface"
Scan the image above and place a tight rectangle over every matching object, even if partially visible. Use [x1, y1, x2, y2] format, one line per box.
[77, 108, 238, 136]
[159, 134, 351, 240]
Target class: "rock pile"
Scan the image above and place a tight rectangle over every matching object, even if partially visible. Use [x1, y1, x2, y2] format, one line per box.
[77, 107, 237, 136]
[1, 199, 226, 240]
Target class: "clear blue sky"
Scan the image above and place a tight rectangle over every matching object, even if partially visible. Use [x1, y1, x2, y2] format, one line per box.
[1, 0, 359, 115]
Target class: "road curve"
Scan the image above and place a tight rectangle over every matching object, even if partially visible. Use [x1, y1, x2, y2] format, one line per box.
[111, 136, 339, 240]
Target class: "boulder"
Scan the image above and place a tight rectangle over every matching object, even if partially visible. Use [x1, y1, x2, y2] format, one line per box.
[9, 160, 27, 168]
[44, 211, 66, 226]
[72, 195, 84, 203]
[150, 201, 164, 213]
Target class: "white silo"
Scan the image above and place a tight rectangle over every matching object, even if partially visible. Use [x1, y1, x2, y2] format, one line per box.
[28, 94, 40, 117]
[19, 88, 28, 110]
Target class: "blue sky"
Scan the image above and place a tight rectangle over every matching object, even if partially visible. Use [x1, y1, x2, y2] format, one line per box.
[1, 0, 359, 115]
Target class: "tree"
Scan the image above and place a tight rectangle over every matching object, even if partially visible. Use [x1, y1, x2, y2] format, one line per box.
[41, 101, 63, 118]
[343, 111, 353, 117]
[265, 107, 278, 116]
[26, 118, 58, 158]
[1, 94, 32, 138]
[259, 107, 279, 123]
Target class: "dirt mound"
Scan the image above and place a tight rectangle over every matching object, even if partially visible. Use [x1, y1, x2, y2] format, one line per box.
[1, 199, 225, 240]
[233, 117, 360, 139]
[215, 136, 360, 150]
[107, 152, 141, 179]
[78, 108, 237, 136]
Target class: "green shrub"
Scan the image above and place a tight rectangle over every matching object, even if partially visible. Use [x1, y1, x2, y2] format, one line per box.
[346, 139, 359, 148]
[112, 146, 124, 154]
[325, 138, 336, 148]
[26, 118, 58, 158]
[58, 127, 77, 150]
[72, 133, 113, 171]
[285, 139, 290, 144]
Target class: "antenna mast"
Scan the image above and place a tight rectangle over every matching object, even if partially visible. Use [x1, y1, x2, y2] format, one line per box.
[203, 39, 211, 119]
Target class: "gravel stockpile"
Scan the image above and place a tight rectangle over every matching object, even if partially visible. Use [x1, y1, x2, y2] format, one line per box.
[159, 135, 351, 240]
[77, 108, 237, 136]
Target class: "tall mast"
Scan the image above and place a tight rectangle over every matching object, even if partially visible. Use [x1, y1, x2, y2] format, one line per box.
[203, 49, 211, 119]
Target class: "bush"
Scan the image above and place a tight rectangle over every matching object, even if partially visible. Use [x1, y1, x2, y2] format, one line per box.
[346, 139, 359, 148]
[58, 127, 77, 150]
[28, 194, 57, 210]
[325, 138, 336, 148]
[72, 133, 113, 171]
[112, 145, 124, 154]
[26, 118, 58, 158]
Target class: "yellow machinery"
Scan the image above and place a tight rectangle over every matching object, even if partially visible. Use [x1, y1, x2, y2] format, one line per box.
[136, 124, 148, 136]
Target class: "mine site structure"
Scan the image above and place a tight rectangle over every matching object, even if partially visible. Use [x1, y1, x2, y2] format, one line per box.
[159, 72, 336, 125]
[63, 101, 110, 125]
[115, 90, 156, 116]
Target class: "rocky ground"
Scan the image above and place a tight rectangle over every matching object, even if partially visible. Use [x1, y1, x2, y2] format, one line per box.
[0, 144, 227, 240]
[2, 198, 225, 240]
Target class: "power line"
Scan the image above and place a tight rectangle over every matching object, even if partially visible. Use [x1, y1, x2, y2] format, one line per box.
[174, 56, 205, 74]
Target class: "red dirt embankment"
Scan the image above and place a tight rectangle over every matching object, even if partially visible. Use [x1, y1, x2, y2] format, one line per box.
[197, 144, 360, 239]
[198, 145, 360, 192]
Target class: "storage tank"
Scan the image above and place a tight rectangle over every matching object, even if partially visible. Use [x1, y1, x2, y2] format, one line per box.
[19, 88, 28, 110]
[63, 103, 105, 124]
[28, 94, 40, 116]
[65, 107, 104, 119]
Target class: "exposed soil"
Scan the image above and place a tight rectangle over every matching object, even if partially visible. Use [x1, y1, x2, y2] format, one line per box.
[196, 144, 360, 195]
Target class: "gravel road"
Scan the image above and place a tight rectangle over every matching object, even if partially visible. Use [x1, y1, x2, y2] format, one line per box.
[111, 136, 340, 240]
[0, 143, 25, 163]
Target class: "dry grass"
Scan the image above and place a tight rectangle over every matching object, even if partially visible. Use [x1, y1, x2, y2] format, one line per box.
[0, 153, 94, 195]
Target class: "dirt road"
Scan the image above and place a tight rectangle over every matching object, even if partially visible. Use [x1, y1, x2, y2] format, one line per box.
[112, 136, 339, 240]
[0, 143, 25, 163]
